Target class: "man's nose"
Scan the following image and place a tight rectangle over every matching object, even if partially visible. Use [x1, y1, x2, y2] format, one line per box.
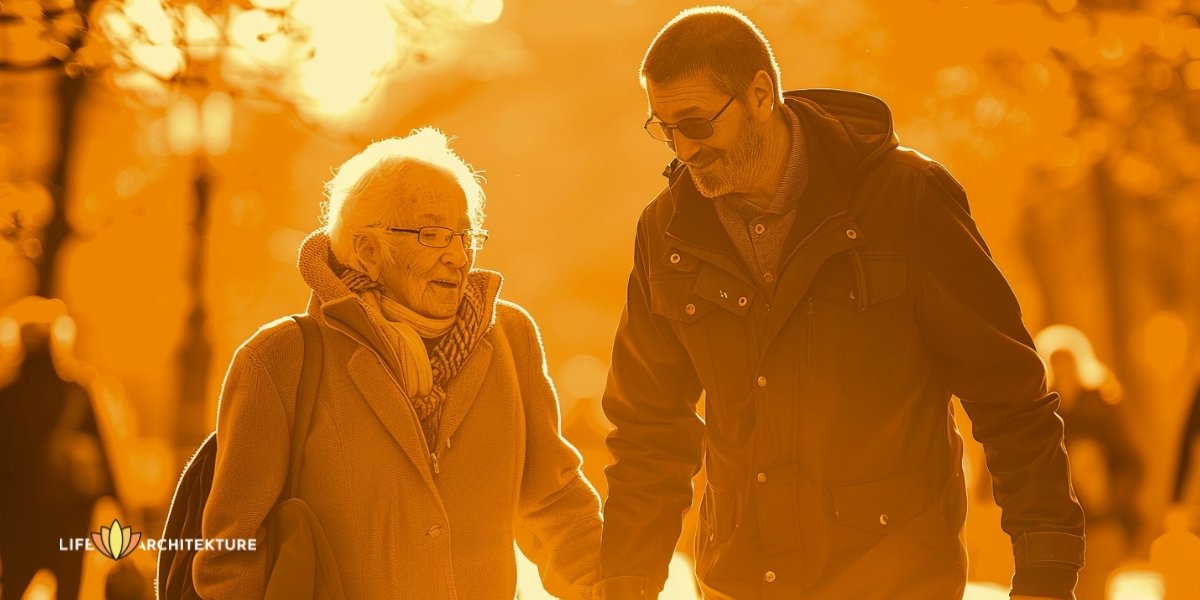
[670, 131, 702, 162]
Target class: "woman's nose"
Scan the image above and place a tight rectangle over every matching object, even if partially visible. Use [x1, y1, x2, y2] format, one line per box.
[442, 239, 469, 267]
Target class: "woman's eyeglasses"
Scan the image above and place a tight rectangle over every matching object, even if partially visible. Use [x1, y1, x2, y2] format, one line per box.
[644, 95, 737, 143]
[383, 226, 489, 250]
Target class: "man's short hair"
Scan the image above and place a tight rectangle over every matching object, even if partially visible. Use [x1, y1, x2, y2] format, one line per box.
[640, 6, 784, 104]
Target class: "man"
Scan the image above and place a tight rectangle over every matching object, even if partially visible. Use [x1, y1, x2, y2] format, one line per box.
[597, 7, 1084, 600]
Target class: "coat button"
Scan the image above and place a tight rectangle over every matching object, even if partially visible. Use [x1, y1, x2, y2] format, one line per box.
[756, 472, 767, 483]
[879, 514, 889, 526]
[427, 524, 443, 537]
[754, 223, 766, 235]
[670, 253, 681, 264]
[846, 229, 858, 240]
[764, 571, 777, 583]
[756, 376, 767, 387]
[685, 303, 696, 315]
[737, 296, 748, 307]
[763, 272, 774, 283]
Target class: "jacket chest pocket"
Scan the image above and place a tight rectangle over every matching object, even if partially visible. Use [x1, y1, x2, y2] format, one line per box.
[649, 250, 757, 402]
[802, 252, 913, 383]
[807, 251, 907, 311]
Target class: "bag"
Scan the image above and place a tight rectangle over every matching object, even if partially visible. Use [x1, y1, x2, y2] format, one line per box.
[156, 314, 345, 599]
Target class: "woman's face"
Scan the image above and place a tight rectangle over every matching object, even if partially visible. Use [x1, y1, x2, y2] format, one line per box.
[377, 165, 475, 319]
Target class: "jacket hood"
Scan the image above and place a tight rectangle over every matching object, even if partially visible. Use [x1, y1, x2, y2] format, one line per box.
[784, 88, 898, 184]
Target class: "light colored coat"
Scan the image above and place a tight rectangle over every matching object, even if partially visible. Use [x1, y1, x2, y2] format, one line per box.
[194, 232, 601, 599]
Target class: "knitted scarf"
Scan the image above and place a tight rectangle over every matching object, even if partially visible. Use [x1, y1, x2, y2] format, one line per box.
[339, 267, 492, 452]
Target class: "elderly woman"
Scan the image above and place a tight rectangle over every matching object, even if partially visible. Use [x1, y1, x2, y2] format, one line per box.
[193, 128, 601, 599]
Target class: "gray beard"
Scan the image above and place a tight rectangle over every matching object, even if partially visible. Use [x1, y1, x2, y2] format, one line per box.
[690, 120, 766, 199]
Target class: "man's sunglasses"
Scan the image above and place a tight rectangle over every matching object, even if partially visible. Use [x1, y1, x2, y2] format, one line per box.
[644, 95, 737, 143]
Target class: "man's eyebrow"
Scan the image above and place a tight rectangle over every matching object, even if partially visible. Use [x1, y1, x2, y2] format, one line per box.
[651, 104, 707, 122]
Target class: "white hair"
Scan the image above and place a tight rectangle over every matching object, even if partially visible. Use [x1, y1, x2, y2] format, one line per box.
[321, 127, 486, 272]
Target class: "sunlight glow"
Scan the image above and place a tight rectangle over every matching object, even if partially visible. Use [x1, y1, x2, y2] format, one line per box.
[293, 0, 398, 116]
[468, 0, 504, 24]
[182, 4, 222, 62]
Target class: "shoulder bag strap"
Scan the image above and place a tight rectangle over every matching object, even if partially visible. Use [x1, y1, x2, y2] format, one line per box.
[285, 314, 324, 499]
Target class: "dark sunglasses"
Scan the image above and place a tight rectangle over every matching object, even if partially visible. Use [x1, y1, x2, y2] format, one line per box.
[644, 95, 737, 143]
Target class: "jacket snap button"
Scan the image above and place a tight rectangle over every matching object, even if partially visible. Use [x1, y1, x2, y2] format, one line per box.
[756, 376, 767, 387]
[670, 253, 681, 264]
[764, 571, 777, 583]
[756, 472, 767, 483]
[737, 296, 748, 307]
[685, 303, 696, 315]
[849, 290, 857, 300]
[879, 514, 889, 526]
[428, 524, 443, 537]
[846, 229, 858, 240]
[763, 272, 774, 283]
[754, 223, 766, 235]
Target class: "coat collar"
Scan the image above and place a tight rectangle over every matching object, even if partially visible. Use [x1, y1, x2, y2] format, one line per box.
[662, 96, 860, 276]
[297, 230, 502, 356]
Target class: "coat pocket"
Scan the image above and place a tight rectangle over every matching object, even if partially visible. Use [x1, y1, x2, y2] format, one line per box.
[697, 484, 737, 549]
[649, 275, 718, 323]
[829, 468, 932, 535]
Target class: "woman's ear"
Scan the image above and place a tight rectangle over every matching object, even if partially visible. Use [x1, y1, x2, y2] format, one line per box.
[353, 233, 382, 281]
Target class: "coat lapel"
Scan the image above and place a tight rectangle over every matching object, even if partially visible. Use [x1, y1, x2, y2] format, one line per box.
[436, 338, 493, 448]
[346, 348, 437, 488]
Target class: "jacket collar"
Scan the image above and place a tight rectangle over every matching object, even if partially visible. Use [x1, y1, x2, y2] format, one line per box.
[662, 89, 897, 262]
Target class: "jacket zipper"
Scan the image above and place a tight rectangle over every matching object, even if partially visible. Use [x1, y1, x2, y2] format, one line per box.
[431, 438, 452, 475]
[779, 210, 851, 276]
[849, 249, 869, 310]
[806, 297, 815, 364]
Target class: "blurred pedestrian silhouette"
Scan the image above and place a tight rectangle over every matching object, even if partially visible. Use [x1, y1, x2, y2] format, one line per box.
[0, 300, 115, 600]
[1036, 325, 1144, 600]
[1171, 377, 1200, 509]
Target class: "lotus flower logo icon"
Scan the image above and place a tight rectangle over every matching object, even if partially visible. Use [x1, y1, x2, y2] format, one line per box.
[91, 519, 141, 560]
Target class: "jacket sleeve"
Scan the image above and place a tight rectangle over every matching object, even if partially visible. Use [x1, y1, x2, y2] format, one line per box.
[512, 307, 604, 600]
[596, 217, 705, 598]
[193, 342, 290, 599]
[914, 163, 1086, 599]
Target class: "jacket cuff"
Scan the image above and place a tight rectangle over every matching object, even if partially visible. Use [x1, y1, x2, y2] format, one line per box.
[1011, 565, 1079, 599]
[593, 576, 658, 599]
[1012, 530, 1084, 598]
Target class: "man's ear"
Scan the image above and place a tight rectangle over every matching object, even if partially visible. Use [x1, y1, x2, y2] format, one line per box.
[749, 69, 776, 115]
[353, 233, 382, 280]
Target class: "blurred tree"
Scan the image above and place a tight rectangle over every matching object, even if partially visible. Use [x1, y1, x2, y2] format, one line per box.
[2, 0, 505, 447]
[1018, 0, 1200, 403]
[0, 0, 91, 300]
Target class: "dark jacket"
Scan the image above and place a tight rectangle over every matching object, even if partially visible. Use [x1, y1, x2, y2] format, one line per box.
[598, 90, 1085, 599]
